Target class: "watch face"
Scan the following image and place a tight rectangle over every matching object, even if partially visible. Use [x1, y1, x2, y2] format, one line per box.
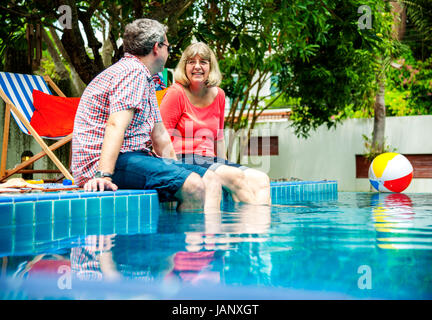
[96, 171, 112, 179]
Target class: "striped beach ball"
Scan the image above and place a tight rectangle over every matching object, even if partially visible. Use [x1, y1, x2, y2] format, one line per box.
[368, 153, 413, 193]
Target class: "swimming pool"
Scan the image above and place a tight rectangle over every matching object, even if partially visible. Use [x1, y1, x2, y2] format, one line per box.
[1, 189, 431, 300]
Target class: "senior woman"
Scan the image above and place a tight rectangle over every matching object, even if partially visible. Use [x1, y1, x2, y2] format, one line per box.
[159, 42, 270, 205]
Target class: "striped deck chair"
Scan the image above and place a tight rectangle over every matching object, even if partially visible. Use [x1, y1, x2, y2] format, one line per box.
[0, 72, 74, 181]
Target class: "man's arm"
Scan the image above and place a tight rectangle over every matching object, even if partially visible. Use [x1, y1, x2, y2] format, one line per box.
[151, 122, 177, 160]
[84, 109, 134, 191]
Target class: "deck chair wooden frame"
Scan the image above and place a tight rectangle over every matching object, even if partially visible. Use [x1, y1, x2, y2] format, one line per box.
[0, 73, 73, 182]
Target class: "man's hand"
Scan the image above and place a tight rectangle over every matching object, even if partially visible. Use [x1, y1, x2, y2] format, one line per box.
[84, 178, 118, 192]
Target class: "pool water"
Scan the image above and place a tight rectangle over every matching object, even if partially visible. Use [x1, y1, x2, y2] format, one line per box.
[1, 192, 432, 300]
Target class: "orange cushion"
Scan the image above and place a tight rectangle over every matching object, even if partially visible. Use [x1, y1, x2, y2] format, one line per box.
[156, 88, 168, 106]
[30, 89, 80, 137]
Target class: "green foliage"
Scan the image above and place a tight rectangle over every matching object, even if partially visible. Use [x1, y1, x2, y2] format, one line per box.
[4, 0, 427, 142]
[266, 94, 300, 110]
[407, 57, 432, 114]
[386, 50, 432, 116]
[403, 0, 432, 41]
[0, 5, 28, 70]
[191, 0, 398, 139]
[285, 0, 398, 137]
[385, 87, 411, 116]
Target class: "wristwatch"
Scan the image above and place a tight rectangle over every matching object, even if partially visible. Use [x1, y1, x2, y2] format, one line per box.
[94, 171, 113, 179]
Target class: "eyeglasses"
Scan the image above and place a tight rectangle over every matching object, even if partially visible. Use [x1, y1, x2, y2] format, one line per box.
[186, 59, 210, 66]
[159, 42, 172, 53]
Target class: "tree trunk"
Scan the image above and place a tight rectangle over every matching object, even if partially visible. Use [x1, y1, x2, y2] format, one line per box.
[41, 28, 73, 97]
[48, 27, 86, 96]
[372, 76, 386, 153]
[390, 1, 407, 41]
[102, 38, 113, 68]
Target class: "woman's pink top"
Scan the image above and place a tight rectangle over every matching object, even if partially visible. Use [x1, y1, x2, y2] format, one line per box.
[160, 83, 225, 157]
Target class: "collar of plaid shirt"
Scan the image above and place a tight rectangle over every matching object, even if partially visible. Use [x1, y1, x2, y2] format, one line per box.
[123, 52, 154, 82]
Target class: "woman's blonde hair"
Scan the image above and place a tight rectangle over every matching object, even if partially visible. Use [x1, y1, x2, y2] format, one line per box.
[174, 42, 222, 87]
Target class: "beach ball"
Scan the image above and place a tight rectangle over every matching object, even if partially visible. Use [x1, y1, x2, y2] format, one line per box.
[368, 153, 413, 193]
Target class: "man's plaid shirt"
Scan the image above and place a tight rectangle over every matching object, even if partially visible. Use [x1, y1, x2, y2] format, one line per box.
[71, 53, 162, 186]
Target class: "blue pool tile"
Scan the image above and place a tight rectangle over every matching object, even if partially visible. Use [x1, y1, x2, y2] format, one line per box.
[128, 195, 139, 213]
[101, 216, 115, 234]
[14, 202, 34, 226]
[0, 227, 13, 255]
[113, 190, 132, 197]
[35, 201, 53, 224]
[114, 196, 128, 215]
[127, 195, 139, 234]
[128, 218, 139, 234]
[101, 197, 115, 218]
[114, 217, 127, 235]
[85, 216, 101, 236]
[100, 197, 115, 234]
[59, 192, 79, 200]
[71, 199, 86, 221]
[139, 194, 151, 227]
[13, 194, 39, 203]
[86, 197, 101, 235]
[139, 194, 151, 212]
[54, 200, 70, 222]
[36, 193, 60, 201]
[114, 196, 128, 234]
[295, 187, 301, 201]
[14, 224, 34, 253]
[99, 191, 116, 197]
[150, 194, 159, 216]
[127, 190, 144, 195]
[70, 199, 86, 237]
[53, 202, 70, 240]
[0, 203, 13, 227]
[86, 197, 101, 218]
[139, 205, 152, 226]
[79, 191, 106, 199]
[35, 222, 53, 243]
[0, 196, 13, 203]
[70, 220, 85, 237]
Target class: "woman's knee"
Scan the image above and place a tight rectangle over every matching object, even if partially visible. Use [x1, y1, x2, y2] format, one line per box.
[181, 173, 206, 201]
[203, 170, 222, 191]
[215, 165, 247, 190]
[245, 169, 270, 188]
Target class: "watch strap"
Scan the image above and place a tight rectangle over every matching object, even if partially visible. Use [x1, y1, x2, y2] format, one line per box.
[95, 171, 113, 179]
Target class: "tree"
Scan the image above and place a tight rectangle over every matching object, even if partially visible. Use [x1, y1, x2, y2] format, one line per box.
[192, 0, 398, 161]
[1, 0, 402, 164]
[0, 0, 197, 84]
[401, 0, 432, 113]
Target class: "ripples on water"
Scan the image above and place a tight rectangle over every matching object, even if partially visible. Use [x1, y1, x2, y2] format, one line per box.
[1, 192, 432, 299]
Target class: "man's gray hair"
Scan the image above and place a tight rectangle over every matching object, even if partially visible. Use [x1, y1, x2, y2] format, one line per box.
[123, 19, 168, 56]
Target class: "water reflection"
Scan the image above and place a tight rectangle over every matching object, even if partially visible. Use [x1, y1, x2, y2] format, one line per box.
[2, 193, 432, 299]
[371, 193, 432, 250]
[372, 193, 414, 230]
[1, 203, 272, 296]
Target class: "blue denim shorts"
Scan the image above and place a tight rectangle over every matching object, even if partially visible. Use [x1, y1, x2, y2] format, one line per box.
[112, 150, 207, 202]
[178, 154, 249, 171]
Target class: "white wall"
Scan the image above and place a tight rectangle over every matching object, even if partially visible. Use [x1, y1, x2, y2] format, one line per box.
[236, 115, 432, 193]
